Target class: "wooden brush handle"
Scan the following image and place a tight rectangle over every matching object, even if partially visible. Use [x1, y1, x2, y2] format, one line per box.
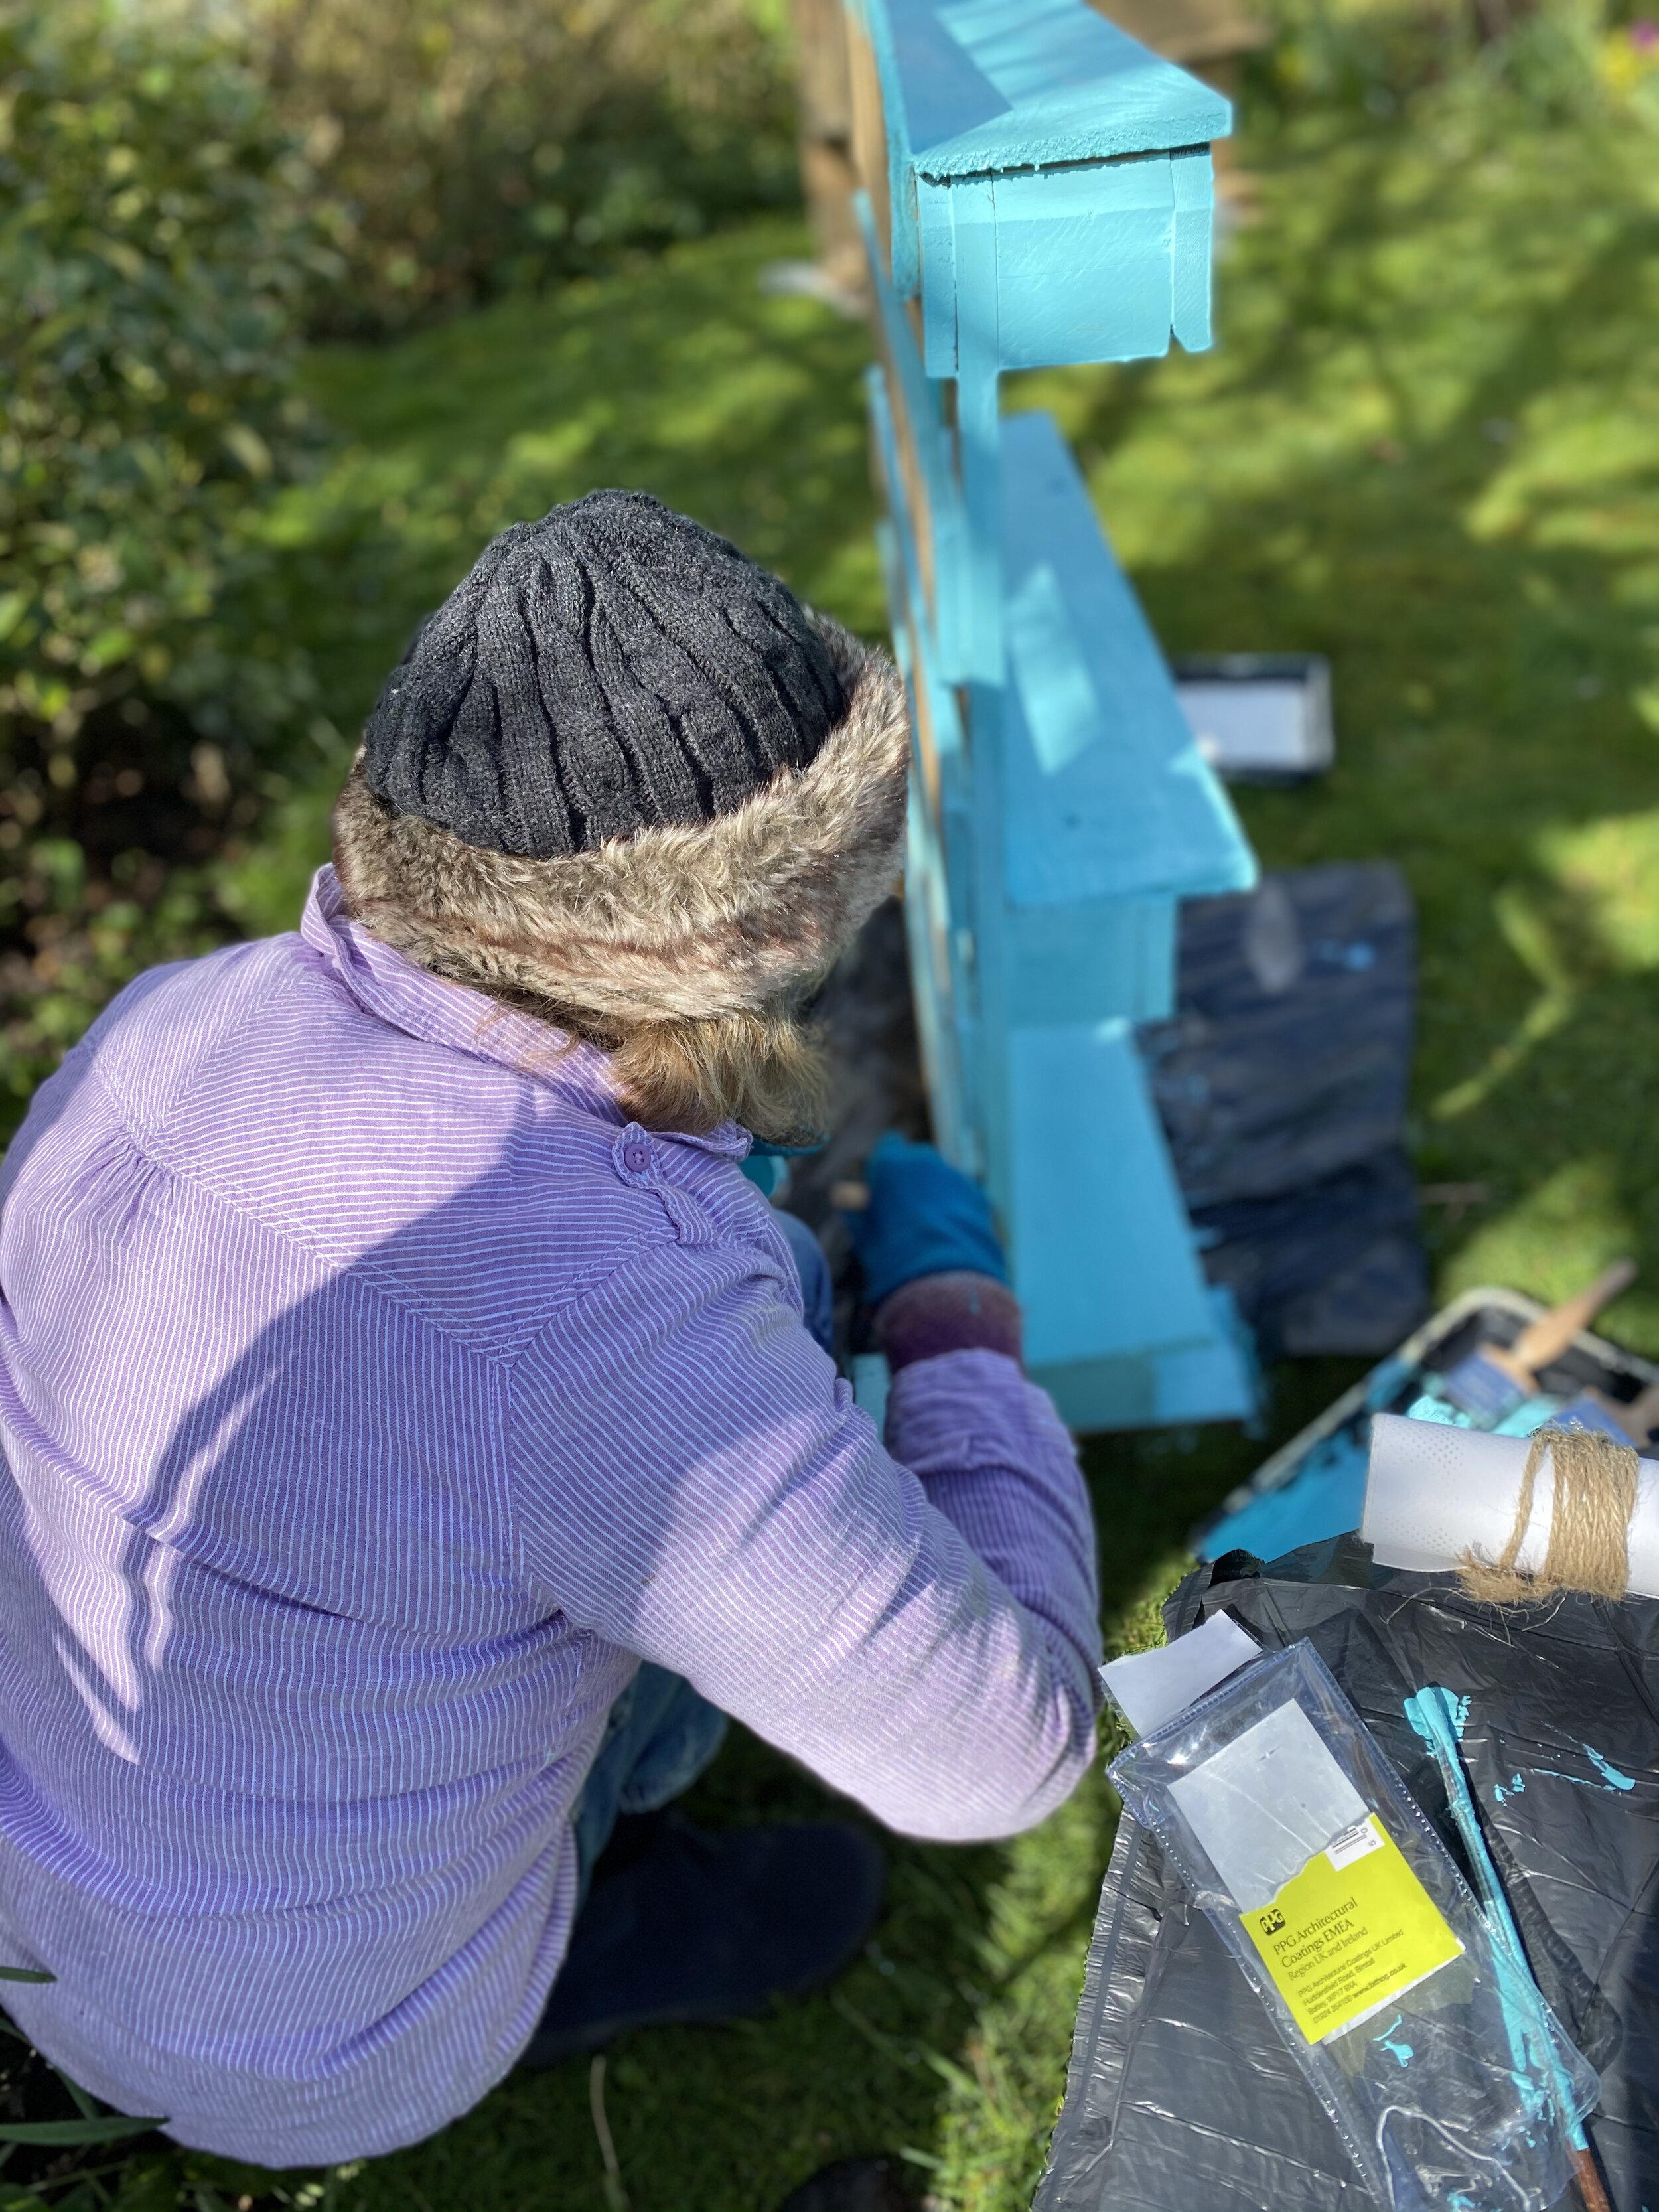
[1508, 1259, 1638, 1376]
[1603, 1380, 1659, 1445]
[1573, 2141, 1613, 2212]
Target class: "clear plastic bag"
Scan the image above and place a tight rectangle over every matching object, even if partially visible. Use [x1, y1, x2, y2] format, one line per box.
[1108, 1639, 1597, 2212]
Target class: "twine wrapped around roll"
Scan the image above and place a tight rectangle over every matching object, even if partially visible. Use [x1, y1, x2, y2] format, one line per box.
[1461, 1426, 1640, 1603]
[1362, 1414, 1659, 1601]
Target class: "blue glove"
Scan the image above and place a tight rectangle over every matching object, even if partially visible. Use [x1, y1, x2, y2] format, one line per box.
[845, 1133, 1008, 1307]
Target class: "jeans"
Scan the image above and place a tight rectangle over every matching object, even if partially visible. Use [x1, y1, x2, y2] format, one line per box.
[567, 1207, 834, 1900]
[569, 1662, 730, 1905]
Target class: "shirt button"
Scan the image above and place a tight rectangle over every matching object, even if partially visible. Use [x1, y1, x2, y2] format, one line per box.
[624, 1143, 650, 1175]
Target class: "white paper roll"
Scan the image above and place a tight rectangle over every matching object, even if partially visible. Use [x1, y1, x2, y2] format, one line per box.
[1362, 1412, 1659, 1598]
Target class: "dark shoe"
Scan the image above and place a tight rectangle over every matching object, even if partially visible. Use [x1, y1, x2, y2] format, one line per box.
[776, 2157, 920, 2212]
[522, 1814, 885, 2063]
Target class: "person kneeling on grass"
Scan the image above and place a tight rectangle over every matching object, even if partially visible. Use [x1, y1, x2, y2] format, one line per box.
[0, 492, 1100, 2166]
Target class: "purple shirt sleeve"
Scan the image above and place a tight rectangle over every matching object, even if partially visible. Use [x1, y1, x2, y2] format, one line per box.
[507, 1247, 1101, 1844]
[884, 1347, 1103, 1708]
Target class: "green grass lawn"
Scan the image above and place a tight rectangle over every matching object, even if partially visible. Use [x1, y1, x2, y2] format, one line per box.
[52, 44, 1659, 2212]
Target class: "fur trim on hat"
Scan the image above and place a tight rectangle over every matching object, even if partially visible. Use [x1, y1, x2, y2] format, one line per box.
[332, 611, 909, 1025]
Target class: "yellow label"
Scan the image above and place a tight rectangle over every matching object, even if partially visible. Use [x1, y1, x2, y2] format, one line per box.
[1240, 1814, 1464, 2043]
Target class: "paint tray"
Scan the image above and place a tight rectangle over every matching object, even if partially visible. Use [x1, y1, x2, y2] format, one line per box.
[1173, 653, 1334, 784]
[1193, 1284, 1659, 1565]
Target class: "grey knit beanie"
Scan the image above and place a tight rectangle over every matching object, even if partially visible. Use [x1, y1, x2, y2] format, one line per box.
[333, 492, 910, 1030]
[361, 490, 848, 859]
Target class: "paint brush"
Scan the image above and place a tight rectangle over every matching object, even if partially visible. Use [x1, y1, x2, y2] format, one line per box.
[1405, 1687, 1611, 2212]
[1553, 1381, 1659, 1449]
[1432, 1260, 1638, 1424]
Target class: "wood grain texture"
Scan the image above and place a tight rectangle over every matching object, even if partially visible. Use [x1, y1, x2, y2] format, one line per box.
[1085, 0, 1268, 68]
[845, 5, 895, 279]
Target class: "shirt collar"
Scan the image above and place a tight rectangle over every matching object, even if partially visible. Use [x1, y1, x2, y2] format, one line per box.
[298, 867, 751, 1159]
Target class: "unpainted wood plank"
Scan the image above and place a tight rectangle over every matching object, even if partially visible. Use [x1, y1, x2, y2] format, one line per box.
[845, 7, 895, 279]
[1084, 0, 1267, 68]
[877, 530, 977, 1169]
[868, 379, 970, 836]
[795, 0, 855, 138]
[861, 217, 944, 638]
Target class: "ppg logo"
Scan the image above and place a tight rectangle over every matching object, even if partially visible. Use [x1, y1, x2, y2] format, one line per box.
[1259, 1909, 1287, 1935]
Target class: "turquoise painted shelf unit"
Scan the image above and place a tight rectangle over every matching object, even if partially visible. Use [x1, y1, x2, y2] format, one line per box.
[847, 0, 1261, 1430]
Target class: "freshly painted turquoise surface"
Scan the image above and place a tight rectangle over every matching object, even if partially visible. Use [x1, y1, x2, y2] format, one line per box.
[857, 0, 1228, 301]
[854, 0, 1258, 1429]
[916, 153, 1216, 369]
[1000, 409, 1253, 908]
[908, 0, 1230, 170]
[1011, 1021, 1214, 1361]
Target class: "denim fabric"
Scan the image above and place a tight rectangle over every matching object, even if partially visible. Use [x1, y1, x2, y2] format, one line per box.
[569, 1664, 729, 1905]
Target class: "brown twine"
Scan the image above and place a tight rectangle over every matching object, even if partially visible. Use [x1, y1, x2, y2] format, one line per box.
[1461, 1425, 1639, 1603]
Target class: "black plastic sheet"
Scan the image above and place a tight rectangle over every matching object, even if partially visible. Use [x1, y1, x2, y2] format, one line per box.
[1139, 864, 1427, 1358]
[1141, 865, 1417, 1210]
[1193, 1146, 1427, 1362]
[1037, 1542, 1659, 2211]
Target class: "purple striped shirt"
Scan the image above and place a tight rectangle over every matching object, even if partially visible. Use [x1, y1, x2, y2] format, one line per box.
[0, 868, 1100, 2165]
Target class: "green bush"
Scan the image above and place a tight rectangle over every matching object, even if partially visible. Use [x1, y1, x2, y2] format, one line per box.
[1256, 0, 1655, 120]
[248, 0, 798, 333]
[0, 0, 336, 1126]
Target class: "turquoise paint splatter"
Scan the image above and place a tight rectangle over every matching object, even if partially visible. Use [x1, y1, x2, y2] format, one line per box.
[1583, 1743, 1636, 1791]
[1374, 2014, 1414, 2067]
[1494, 1771, 1526, 1804]
[1534, 1744, 1638, 1794]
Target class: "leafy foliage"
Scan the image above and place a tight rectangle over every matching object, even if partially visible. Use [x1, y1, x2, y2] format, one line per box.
[1258, 0, 1659, 121]
[245, 0, 797, 332]
[0, 0, 798, 1126]
[0, 0, 335, 1123]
